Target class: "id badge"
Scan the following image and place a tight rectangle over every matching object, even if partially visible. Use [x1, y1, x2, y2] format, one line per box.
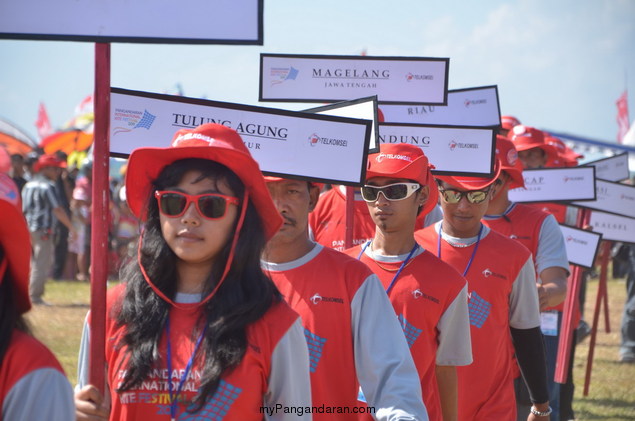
[540, 310, 558, 336]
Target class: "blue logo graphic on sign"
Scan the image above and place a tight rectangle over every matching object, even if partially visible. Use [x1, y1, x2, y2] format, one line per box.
[398, 314, 422, 348]
[468, 291, 491, 328]
[270, 66, 299, 86]
[304, 328, 326, 373]
[182, 380, 242, 420]
[134, 110, 156, 130]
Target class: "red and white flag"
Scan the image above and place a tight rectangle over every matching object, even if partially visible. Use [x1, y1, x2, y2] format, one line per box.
[616, 90, 630, 143]
[34, 102, 53, 139]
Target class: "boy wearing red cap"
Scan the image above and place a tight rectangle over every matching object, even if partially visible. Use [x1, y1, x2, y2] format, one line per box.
[0, 173, 75, 420]
[21, 154, 76, 304]
[484, 136, 569, 420]
[508, 125, 558, 170]
[414, 164, 551, 420]
[263, 176, 429, 420]
[344, 143, 472, 421]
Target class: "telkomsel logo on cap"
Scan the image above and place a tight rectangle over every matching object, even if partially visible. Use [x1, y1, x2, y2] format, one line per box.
[375, 153, 413, 163]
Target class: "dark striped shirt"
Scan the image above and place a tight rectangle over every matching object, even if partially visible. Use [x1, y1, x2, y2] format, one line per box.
[21, 175, 61, 232]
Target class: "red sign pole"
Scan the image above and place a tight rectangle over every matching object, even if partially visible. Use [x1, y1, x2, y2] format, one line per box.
[554, 208, 589, 383]
[344, 186, 355, 249]
[89, 42, 111, 391]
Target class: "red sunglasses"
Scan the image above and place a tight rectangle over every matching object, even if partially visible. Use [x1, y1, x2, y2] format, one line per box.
[155, 190, 239, 220]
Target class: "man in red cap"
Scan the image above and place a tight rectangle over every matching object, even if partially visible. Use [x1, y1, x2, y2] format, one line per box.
[483, 136, 569, 420]
[345, 143, 472, 421]
[414, 163, 552, 420]
[21, 154, 76, 304]
[508, 125, 558, 170]
[500, 115, 522, 137]
[263, 176, 429, 420]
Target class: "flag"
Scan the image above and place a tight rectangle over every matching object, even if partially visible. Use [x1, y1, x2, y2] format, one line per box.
[616, 90, 630, 143]
[34, 102, 53, 139]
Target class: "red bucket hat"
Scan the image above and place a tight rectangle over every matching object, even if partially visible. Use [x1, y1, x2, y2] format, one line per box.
[125, 123, 282, 241]
[0, 173, 31, 314]
[508, 125, 558, 163]
[435, 159, 502, 191]
[501, 115, 521, 131]
[544, 136, 583, 167]
[366, 143, 439, 216]
[495, 135, 524, 189]
[34, 154, 67, 172]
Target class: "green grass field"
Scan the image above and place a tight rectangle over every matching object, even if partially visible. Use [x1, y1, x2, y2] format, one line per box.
[24, 275, 635, 420]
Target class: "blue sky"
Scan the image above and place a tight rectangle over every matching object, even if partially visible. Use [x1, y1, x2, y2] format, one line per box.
[1, 0, 634, 144]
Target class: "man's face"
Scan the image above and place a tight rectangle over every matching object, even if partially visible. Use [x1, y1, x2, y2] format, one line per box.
[518, 147, 547, 169]
[438, 180, 495, 237]
[42, 166, 62, 181]
[364, 177, 427, 233]
[266, 179, 319, 247]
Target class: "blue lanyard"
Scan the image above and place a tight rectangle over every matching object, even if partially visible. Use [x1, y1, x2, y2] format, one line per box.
[166, 316, 207, 421]
[437, 223, 483, 277]
[358, 241, 419, 294]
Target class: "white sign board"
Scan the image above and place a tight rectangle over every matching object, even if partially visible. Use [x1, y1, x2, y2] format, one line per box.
[305, 96, 380, 153]
[583, 153, 630, 182]
[378, 85, 501, 127]
[559, 225, 602, 269]
[589, 211, 635, 244]
[572, 179, 635, 219]
[110, 88, 371, 185]
[0, 0, 262, 44]
[259, 54, 449, 105]
[508, 167, 596, 203]
[377, 124, 495, 176]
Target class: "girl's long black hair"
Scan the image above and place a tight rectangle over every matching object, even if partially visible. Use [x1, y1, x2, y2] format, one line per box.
[0, 249, 31, 363]
[115, 158, 281, 411]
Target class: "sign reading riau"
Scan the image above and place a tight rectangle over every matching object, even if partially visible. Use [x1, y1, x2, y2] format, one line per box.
[377, 123, 495, 176]
[259, 54, 449, 105]
[110, 88, 371, 185]
[378, 85, 501, 126]
[559, 225, 602, 269]
[583, 152, 630, 182]
[305, 96, 380, 153]
[571, 179, 635, 219]
[508, 167, 596, 203]
[588, 211, 635, 244]
[0, 0, 262, 44]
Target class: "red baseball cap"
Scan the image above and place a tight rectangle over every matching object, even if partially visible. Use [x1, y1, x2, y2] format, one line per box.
[501, 115, 521, 131]
[125, 123, 282, 241]
[366, 143, 439, 216]
[435, 159, 502, 191]
[34, 154, 67, 172]
[495, 135, 524, 189]
[508, 125, 558, 162]
[0, 173, 31, 314]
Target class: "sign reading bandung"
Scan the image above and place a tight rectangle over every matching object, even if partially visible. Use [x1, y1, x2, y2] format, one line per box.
[559, 225, 602, 269]
[508, 167, 596, 203]
[0, 0, 262, 44]
[589, 211, 635, 244]
[259, 54, 449, 105]
[378, 85, 501, 127]
[305, 96, 380, 153]
[377, 123, 495, 176]
[110, 88, 371, 185]
[572, 179, 635, 219]
[583, 152, 630, 182]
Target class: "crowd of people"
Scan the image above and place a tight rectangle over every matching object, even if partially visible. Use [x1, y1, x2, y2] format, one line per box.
[0, 118, 633, 421]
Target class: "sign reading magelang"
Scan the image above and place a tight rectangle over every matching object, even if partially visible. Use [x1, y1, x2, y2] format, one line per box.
[305, 96, 380, 153]
[110, 88, 372, 186]
[572, 179, 635, 219]
[583, 152, 630, 182]
[378, 85, 501, 127]
[377, 123, 495, 176]
[508, 167, 596, 203]
[0, 0, 262, 44]
[589, 211, 635, 244]
[559, 225, 602, 269]
[259, 54, 449, 105]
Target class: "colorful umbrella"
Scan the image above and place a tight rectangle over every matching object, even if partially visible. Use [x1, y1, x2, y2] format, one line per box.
[39, 129, 93, 155]
[0, 117, 37, 156]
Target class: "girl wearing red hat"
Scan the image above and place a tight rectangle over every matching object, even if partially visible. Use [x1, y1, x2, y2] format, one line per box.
[0, 173, 75, 420]
[74, 124, 311, 420]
